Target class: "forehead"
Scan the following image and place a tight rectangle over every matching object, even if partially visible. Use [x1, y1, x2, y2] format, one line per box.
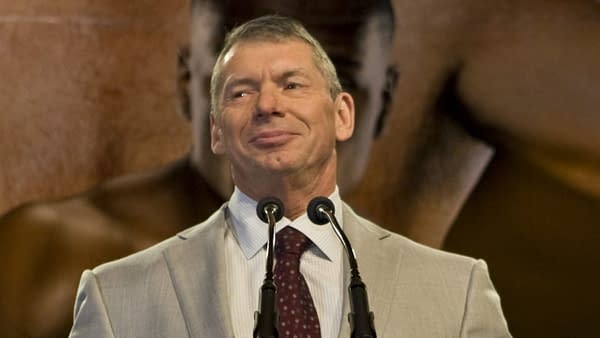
[222, 40, 318, 75]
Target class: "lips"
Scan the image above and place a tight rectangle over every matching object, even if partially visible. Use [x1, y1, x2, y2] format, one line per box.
[249, 130, 298, 147]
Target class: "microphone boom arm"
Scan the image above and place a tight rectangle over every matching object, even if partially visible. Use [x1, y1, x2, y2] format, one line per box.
[253, 197, 284, 338]
[309, 198, 377, 338]
[318, 206, 359, 274]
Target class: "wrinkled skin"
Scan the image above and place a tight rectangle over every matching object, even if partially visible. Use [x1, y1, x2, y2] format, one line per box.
[211, 39, 355, 218]
[188, 0, 395, 199]
[1, 0, 599, 337]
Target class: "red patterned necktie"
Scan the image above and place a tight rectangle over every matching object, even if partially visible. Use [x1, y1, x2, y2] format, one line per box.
[274, 226, 322, 338]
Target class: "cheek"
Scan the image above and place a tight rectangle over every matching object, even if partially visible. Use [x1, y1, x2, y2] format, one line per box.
[320, 112, 341, 143]
[220, 114, 249, 147]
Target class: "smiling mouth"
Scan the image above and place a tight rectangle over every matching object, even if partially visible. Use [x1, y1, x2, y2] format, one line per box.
[249, 131, 297, 147]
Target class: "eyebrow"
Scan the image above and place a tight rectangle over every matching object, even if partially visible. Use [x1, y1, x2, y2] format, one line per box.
[222, 77, 258, 95]
[280, 68, 310, 80]
[222, 67, 312, 94]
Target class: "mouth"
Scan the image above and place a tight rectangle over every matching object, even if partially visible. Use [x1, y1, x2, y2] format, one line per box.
[249, 130, 298, 147]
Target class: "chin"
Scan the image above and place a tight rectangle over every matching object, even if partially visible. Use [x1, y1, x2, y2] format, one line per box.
[262, 162, 298, 175]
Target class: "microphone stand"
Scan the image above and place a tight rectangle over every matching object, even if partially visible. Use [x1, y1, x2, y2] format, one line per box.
[253, 197, 284, 338]
[307, 197, 377, 338]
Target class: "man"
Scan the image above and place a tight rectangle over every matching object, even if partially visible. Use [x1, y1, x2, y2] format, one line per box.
[0, 1, 397, 337]
[2, 1, 598, 337]
[69, 15, 510, 337]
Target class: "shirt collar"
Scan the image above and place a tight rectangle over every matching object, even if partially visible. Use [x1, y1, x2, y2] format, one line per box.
[228, 186, 344, 261]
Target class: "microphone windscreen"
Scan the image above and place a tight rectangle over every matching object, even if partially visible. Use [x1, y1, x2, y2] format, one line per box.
[307, 196, 335, 225]
[256, 197, 285, 223]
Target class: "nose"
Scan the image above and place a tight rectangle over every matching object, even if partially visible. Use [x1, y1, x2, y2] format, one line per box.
[255, 85, 283, 119]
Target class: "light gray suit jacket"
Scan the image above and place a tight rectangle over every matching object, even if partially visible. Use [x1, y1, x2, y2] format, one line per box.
[69, 203, 511, 337]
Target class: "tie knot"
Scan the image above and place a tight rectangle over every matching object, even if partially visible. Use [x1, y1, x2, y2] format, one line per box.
[275, 227, 311, 257]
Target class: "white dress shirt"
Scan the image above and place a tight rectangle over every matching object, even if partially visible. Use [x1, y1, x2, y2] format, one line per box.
[225, 187, 345, 338]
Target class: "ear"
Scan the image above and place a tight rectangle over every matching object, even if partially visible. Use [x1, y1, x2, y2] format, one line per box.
[210, 113, 226, 154]
[176, 44, 192, 120]
[334, 92, 355, 142]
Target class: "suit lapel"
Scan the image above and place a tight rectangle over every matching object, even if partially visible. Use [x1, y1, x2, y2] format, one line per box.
[163, 207, 234, 337]
[159, 203, 403, 337]
[338, 204, 404, 337]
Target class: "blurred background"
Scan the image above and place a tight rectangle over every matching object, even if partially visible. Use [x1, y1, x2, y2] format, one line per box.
[1, 0, 599, 337]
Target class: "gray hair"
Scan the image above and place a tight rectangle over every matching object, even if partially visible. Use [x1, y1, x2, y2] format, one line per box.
[209, 15, 342, 113]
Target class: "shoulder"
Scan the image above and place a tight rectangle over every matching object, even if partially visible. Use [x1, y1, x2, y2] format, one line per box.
[90, 205, 227, 283]
[0, 196, 136, 336]
[342, 203, 510, 335]
[0, 157, 214, 250]
[1, 194, 102, 229]
[0, 195, 125, 258]
[0, 174, 152, 242]
[70, 205, 228, 336]
[343, 202, 479, 275]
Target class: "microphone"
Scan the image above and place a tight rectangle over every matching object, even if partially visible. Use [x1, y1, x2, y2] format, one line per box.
[307, 197, 377, 338]
[253, 197, 284, 338]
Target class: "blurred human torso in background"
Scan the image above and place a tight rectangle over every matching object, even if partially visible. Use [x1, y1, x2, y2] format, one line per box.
[0, 0, 599, 337]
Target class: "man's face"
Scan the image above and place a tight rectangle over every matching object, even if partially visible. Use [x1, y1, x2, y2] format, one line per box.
[187, 3, 394, 197]
[210, 40, 353, 186]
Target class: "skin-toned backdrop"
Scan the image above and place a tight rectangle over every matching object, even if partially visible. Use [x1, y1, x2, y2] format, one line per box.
[0, 0, 191, 213]
[1, 0, 599, 337]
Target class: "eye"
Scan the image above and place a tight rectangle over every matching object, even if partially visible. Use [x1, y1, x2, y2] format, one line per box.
[285, 82, 301, 90]
[229, 88, 254, 100]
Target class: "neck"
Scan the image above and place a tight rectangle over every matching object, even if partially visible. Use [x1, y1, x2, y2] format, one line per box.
[234, 156, 338, 220]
